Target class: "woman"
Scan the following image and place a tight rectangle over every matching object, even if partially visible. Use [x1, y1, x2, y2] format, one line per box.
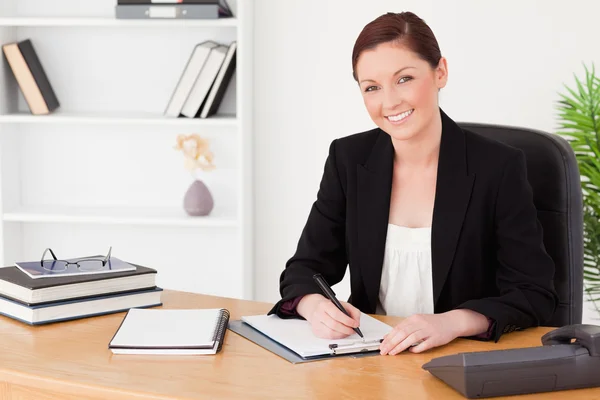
[267, 11, 558, 355]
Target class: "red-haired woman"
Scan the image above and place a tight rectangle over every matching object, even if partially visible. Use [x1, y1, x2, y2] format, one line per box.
[269, 11, 558, 355]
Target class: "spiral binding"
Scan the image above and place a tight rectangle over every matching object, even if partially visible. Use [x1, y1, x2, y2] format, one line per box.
[212, 308, 230, 353]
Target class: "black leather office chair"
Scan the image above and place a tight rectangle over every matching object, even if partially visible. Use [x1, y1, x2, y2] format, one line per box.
[458, 122, 584, 327]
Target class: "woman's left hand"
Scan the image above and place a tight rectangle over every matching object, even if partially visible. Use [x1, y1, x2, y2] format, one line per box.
[379, 309, 489, 355]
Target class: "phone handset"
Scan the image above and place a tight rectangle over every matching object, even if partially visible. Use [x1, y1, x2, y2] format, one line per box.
[541, 324, 600, 357]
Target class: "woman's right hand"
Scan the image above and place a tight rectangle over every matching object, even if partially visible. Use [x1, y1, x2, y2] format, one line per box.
[296, 293, 362, 339]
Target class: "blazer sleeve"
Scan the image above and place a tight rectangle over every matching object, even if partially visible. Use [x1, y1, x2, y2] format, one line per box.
[457, 150, 559, 342]
[267, 139, 348, 318]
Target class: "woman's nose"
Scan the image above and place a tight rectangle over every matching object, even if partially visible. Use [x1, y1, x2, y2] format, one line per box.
[382, 86, 402, 112]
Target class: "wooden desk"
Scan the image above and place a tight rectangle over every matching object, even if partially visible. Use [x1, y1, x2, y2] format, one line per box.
[0, 290, 598, 400]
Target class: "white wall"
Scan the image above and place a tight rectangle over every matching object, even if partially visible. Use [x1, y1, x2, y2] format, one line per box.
[253, 0, 600, 323]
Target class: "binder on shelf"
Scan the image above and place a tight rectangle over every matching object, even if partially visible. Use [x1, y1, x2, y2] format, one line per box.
[115, 4, 220, 19]
[1, 39, 59, 115]
[116, 0, 233, 17]
[118, 0, 220, 3]
[109, 308, 230, 355]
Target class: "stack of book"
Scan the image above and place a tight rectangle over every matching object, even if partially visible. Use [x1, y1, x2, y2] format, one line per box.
[115, 0, 233, 20]
[165, 40, 237, 118]
[0, 253, 162, 325]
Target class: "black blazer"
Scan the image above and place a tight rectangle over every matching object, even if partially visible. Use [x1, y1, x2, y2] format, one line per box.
[268, 109, 559, 342]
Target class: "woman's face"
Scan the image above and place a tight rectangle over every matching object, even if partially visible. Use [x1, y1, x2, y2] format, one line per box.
[355, 42, 448, 141]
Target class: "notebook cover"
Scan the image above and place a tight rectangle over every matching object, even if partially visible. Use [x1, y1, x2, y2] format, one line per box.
[109, 308, 229, 352]
[227, 320, 381, 364]
[0, 262, 156, 289]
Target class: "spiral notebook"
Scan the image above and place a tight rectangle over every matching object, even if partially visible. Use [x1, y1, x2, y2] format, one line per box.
[109, 308, 230, 355]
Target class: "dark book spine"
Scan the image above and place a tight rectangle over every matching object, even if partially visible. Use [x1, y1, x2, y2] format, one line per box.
[202, 45, 236, 118]
[17, 40, 59, 112]
[117, 0, 218, 4]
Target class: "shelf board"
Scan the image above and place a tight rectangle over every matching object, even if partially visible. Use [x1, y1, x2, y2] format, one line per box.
[0, 112, 238, 127]
[3, 206, 237, 227]
[0, 17, 237, 27]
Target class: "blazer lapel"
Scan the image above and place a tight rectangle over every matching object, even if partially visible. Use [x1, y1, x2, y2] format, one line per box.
[431, 110, 476, 306]
[357, 131, 394, 313]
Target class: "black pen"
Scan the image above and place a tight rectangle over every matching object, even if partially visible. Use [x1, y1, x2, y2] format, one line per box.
[313, 273, 364, 339]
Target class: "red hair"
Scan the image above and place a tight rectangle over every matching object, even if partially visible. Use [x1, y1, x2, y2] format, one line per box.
[352, 12, 442, 81]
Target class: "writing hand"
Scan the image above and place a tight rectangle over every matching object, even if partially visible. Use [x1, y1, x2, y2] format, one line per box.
[297, 294, 362, 339]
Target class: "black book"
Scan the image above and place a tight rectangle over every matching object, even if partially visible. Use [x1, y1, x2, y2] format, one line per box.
[199, 41, 236, 118]
[2, 39, 59, 115]
[0, 263, 157, 305]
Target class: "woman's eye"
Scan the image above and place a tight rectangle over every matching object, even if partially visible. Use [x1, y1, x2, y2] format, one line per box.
[365, 85, 378, 92]
[398, 76, 413, 84]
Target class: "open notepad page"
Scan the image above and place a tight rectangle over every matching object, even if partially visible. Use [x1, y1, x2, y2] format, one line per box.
[109, 308, 226, 355]
[241, 313, 393, 358]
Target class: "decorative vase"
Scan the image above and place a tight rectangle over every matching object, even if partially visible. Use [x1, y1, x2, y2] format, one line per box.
[183, 179, 214, 216]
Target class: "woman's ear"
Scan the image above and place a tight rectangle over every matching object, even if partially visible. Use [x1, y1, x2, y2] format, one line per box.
[435, 57, 448, 89]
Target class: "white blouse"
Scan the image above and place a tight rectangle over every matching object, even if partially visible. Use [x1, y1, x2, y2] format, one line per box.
[376, 224, 434, 317]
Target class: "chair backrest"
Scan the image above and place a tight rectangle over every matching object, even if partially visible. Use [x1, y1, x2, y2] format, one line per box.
[458, 122, 584, 327]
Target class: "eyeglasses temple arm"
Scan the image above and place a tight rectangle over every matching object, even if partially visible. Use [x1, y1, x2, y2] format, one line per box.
[103, 246, 112, 264]
[41, 248, 58, 264]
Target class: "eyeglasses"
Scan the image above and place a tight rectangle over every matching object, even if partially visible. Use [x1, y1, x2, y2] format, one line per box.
[40, 247, 113, 272]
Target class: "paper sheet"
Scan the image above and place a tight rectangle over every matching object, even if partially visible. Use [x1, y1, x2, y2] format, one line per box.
[241, 313, 393, 357]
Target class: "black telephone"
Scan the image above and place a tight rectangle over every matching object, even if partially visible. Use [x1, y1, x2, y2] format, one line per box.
[422, 324, 600, 399]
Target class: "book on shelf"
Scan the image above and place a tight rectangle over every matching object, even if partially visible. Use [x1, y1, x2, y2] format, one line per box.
[15, 254, 136, 280]
[165, 41, 220, 117]
[0, 287, 163, 326]
[165, 41, 236, 118]
[180, 45, 228, 117]
[109, 308, 230, 355]
[1, 39, 59, 115]
[199, 41, 236, 118]
[0, 263, 157, 305]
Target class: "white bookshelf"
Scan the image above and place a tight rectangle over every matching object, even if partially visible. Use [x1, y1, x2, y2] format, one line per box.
[0, 17, 238, 27]
[0, 0, 253, 300]
[3, 205, 238, 227]
[0, 111, 238, 126]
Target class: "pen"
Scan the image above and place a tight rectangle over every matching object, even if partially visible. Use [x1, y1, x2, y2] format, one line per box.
[313, 273, 364, 339]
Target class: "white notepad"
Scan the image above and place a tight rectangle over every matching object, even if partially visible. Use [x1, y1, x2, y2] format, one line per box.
[109, 308, 230, 355]
[241, 313, 393, 358]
